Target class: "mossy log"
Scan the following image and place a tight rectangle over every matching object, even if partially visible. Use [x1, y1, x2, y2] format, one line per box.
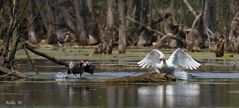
[70, 72, 176, 83]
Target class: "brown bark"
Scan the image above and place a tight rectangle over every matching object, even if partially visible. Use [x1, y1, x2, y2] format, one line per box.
[215, 36, 224, 57]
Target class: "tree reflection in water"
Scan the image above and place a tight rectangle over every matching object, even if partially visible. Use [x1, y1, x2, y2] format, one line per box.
[137, 83, 200, 107]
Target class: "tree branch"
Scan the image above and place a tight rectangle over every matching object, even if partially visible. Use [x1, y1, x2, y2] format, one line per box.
[126, 17, 164, 36]
[24, 42, 68, 67]
[126, 17, 185, 46]
[183, 0, 197, 17]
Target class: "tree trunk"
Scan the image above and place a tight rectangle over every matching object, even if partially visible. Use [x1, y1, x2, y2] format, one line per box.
[118, 0, 126, 53]
[55, 0, 75, 32]
[228, 11, 239, 52]
[27, 0, 38, 44]
[35, 0, 48, 30]
[74, 0, 88, 45]
[106, 0, 115, 28]
[219, 0, 230, 47]
[54, 1, 65, 45]
[136, 0, 153, 46]
[46, 0, 57, 44]
[203, 0, 216, 33]
[94, 0, 115, 54]
[86, 0, 99, 45]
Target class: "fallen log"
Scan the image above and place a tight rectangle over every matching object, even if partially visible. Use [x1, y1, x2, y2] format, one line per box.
[24, 42, 68, 67]
[0, 66, 26, 78]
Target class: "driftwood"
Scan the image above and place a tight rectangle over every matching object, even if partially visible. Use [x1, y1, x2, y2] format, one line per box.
[0, 66, 26, 78]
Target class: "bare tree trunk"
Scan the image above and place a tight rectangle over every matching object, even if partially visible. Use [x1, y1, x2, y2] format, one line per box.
[203, 0, 216, 32]
[118, 0, 126, 53]
[106, 0, 115, 28]
[228, 11, 239, 52]
[74, 0, 88, 45]
[137, 0, 153, 46]
[35, 0, 48, 30]
[54, 1, 65, 46]
[86, 0, 99, 45]
[27, 0, 38, 44]
[46, 0, 57, 44]
[219, 0, 230, 47]
[168, 0, 177, 48]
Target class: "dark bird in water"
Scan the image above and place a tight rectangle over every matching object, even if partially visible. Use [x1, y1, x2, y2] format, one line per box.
[67, 61, 95, 78]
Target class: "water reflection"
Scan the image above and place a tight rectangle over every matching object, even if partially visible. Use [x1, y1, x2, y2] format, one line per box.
[137, 83, 200, 107]
[1, 81, 239, 108]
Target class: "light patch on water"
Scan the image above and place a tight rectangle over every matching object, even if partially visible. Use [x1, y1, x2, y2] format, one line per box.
[189, 72, 239, 79]
[54, 71, 144, 80]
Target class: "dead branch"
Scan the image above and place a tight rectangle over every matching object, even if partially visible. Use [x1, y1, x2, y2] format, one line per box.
[0, 66, 26, 78]
[183, 0, 197, 17]
[24, 42, 68, 67]
[191, 13, 202, 28]
[126, 17, 165, 36]
[126, 17, 185, 46]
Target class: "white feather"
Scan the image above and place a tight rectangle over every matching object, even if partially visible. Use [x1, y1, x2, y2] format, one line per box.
[137, 48, 201, 79]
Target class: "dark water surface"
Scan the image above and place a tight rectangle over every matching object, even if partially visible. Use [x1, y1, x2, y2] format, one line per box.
[1, 79, 239, 108]
[2, 59, 239, 108]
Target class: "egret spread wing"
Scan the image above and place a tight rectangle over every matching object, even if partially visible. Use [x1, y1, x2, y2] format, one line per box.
[166, 48, 201, 70]
[137, 49, 165, 69]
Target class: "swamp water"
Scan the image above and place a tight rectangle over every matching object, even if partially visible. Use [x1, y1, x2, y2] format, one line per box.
[1, 60, 239, 108]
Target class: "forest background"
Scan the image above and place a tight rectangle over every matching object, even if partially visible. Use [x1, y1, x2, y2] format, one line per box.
[0, 0, 239, 76]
